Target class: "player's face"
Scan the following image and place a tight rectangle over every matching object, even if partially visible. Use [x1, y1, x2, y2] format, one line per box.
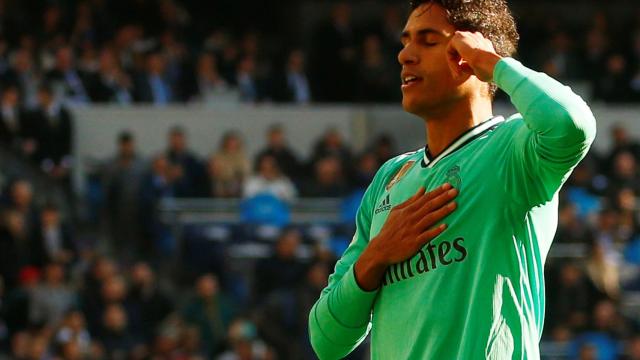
[398, 4, 463, 115]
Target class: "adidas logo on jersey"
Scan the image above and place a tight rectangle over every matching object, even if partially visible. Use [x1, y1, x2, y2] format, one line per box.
[375, 194, 392, 214]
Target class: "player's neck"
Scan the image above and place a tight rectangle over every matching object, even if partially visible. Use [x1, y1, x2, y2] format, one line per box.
[423, 97, 493, 159]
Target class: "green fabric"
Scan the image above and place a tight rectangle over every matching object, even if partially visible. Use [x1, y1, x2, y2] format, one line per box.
[308, 58, 596, 359]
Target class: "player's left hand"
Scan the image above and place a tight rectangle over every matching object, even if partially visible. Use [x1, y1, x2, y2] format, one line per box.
[446, 31, 502, 82]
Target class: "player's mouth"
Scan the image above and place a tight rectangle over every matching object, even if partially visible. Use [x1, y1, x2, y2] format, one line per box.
[401, 73, 423, 89]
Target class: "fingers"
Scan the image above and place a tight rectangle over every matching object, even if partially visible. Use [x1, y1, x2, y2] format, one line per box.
[416, 199, 457, 231]
[409, 184, 457, 213]
[416, 223, 447, 244]
[394, 186, 426, 210]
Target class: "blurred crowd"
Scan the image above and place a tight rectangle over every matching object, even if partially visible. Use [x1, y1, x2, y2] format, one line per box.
[0, 1, 633, 108]
[0, 0, 640, 359]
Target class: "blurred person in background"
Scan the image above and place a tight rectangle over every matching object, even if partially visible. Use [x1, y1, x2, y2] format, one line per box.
[0, 211, 32, 290]
[546, 262, 591, 334]
[166, 126, 206, 197]
[2, 267, 39, 336]
[253, 228, 305, 302]
[99, 303, 139, 359]
[310, 2, 357, 102]
[302, 155, 349, 197]
[309, 128, 353, 173]
[217, 318, 274, 360]
[593, 54, 634, 103]
[45, 46, 91, 106]
[189, 52, 230, 103]
[30, 203, 76, 267]
[356, 34, 396, 102]
[236, 56, 260, 103]
[205, 156, 242, 198]
[103, 131, 144, 253]
[3, 180, 39, 238]
[271, 49, 311, 104]
[30, 84, 73, 182]
[29, 262, 76, 327]
[87, 48, 133, 104]
[255, 125, 301, 181]
[604, 125, 640, 172]
[352, 152, 379, 190]
[127, 262, 173, 343]
[210, 131, 250, 197]
[134, 51, 173, 105]
[55, 310, 92, 359]
[585, 241, 621, 303]
[243, 154, 297, 203]
[182, 273, 235, 357]
[605, 151, 640, 195]
[254, 261, 330, 360]
[139, 153, 181, 256]
[0, 86, 29, 153]
[2, 49, 40, 110]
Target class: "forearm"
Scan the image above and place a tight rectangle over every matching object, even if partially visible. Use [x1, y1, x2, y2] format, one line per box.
[309, 264, 378, 359]
[494, 58, 596, 145]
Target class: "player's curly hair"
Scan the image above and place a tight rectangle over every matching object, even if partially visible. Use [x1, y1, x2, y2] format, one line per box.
[409, 0, 519, 96]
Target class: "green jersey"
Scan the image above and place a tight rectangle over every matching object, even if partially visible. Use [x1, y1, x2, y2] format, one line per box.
[308, 58, 596, 359]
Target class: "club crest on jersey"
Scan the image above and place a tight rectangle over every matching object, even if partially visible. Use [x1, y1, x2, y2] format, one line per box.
[386, 161, 415, 191]
[445, 165, 461, 189]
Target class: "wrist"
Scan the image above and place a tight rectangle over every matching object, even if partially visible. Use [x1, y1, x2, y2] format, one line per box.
[482, 52, 503, 81]
[354, 243, 388, 291]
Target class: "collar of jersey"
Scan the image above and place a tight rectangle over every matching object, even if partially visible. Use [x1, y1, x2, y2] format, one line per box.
[422, 116, 504, 168]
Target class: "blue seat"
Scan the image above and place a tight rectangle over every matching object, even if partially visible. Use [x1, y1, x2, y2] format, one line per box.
[240, 194, 290, 227]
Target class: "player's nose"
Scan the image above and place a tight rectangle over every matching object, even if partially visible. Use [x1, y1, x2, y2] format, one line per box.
[398, 44, 419, 65]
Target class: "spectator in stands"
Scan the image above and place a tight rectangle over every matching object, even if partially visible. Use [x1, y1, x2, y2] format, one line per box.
[371, 134, 396, 165]
[546, 262, 591, 333]
[218, 318, 274, 360]
[210, 131, 250, 197]
[302, 156, 349, 197]
[100, 303, 138, 358]
[356, 34, 396, 102]
[0, 86, 29, 152]
[352, 152, 379, 190]
[236, 56, 260, 103]
[555, 202, 595, 243]
[2, 266, 39, 335]
[244, 154, 297, 203]
[134, 52, 173, 105]
[253, 228, 305, 302]
[103, 131, 144, 253]
[88, 48, 133, 104]
[254, 261, 329, 360]
[540, 31, 582, 81]
[0, 210, 31, 291]
[139, 153, 181, 254]
[604, 125, 640, 171]
[625, 336, 640, 360]
[166, 126, 206, 197]
[256, 125, 301, 181]
[30, 203, 76, 267]
[55, 310, 92, 358]
[3, 180, 38, 240]
[606, 151, 640, 194]
[30, 84, 73, 180]
[45, 46, 91, 106]
[205, 155, 242, 198]
[29, 262, 76, 327]
[2, 49, 40, 110]
[309, 2, 357, 102]
[128, 262, 173, 342]
[271, 49, 311, 104]
[182, 274, 235, 357]
[309, 128, 352, 173]
[585, 241, 621, 301]
[594, 54, 634, 103]
[189, 52, 230, 103]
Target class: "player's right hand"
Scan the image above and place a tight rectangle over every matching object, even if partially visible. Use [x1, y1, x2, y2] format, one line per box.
[354, 184, 457, 290]
[371, 183, 458, 266]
